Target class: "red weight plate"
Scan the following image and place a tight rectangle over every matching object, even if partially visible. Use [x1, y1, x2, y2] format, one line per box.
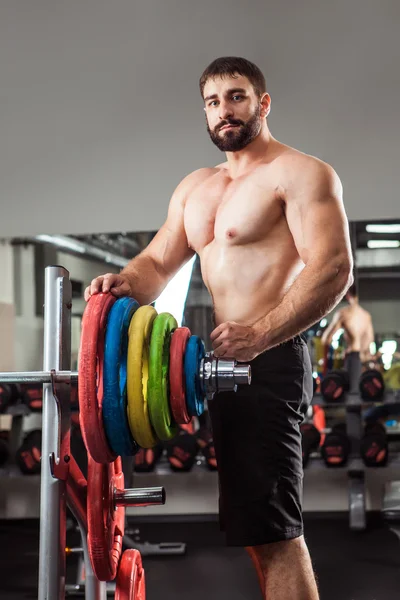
[87, 455, 125, 581]
[79, 293, 117, 463]
[169, 327, 191, 424]
[115, 549, 146, 600]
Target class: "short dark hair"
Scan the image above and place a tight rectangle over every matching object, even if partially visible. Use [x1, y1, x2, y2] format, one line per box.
[199, 56, 267, 99]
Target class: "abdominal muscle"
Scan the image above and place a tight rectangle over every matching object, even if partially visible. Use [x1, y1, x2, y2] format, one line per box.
[198, 237, 304, 327]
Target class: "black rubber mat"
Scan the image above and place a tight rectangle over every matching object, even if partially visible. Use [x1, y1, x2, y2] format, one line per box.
[1, 514, 400, 599]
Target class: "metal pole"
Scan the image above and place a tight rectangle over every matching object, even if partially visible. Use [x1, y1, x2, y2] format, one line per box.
[80, 525, 107, 600]
[114, 486, 166, 507]
[66, 459, 106, 600]
[0, 370, 78, 384]
[38, 266, 72, 600]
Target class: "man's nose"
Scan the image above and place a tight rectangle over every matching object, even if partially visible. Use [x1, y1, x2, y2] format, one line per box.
[219, 101, 233, 121]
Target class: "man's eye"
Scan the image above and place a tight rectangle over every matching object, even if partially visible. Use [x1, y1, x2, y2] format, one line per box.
[209, 100, 218, 107]
[232, 95, 243, 101]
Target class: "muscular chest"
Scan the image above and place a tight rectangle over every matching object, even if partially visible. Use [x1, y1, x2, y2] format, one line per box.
[184, 173, 282, 252]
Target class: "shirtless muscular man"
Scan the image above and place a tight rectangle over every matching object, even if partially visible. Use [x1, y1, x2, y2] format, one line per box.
[85, 57, 353, 599]
[322, 283, 375, 365]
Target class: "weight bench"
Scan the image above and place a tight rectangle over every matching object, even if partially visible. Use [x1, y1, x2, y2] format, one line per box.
[382, 481, 400, 543]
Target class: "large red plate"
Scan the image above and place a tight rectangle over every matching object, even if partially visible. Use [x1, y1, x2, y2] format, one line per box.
[79, 293, 117, 463]
[87, 455, 125, 581]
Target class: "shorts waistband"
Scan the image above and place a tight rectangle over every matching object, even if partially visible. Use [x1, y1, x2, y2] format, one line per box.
[248, 334, 306, 363]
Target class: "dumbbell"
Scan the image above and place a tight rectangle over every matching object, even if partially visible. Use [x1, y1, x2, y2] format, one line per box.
[166, 428, 198, 472]
[300, 423, 321, 467]
[359, 369, 385, 401]
[196, 413, 218, 471]
[0, 431, 10, 467]
[21, 383, 43, 412]
[321, 423, 350, 467]
[321, 369, 350, 401]
[15, 430, 42, 474]
[134, 444, 164, 473]
[0, 383, 22, 413]
[360, 422, 388, 467]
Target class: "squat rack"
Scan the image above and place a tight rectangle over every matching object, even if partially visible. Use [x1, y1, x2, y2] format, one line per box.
[0, 265, 252, 599]
[0, 266, 163, 600]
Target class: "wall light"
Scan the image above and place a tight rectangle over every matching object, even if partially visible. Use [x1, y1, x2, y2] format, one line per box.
[367, 240, 400, 249]
[366, 224, 400, 233]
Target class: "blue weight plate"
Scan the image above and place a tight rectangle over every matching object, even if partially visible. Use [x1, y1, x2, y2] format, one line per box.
[184, 335, 205, 417]
[103, 296, 140, 456]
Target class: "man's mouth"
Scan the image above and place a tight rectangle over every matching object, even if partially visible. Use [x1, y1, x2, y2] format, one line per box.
[219, 124, 240, 132]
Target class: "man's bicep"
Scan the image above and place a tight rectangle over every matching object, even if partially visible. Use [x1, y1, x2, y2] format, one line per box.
[285, 160, 352, 267]
[144, 187, 194, 277]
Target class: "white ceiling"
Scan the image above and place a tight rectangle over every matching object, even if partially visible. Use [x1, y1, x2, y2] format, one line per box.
[1, 1, 399, 236]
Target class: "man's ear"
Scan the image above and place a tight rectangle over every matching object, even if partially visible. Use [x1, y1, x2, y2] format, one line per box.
[260, 93, 271, 118]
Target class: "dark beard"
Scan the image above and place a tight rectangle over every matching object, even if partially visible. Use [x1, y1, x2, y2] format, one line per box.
[207, 106, 261, 152]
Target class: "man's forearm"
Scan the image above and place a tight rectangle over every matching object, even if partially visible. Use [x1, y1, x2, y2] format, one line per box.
[254, 257, 352, 351]
[120, 252, 169, 305]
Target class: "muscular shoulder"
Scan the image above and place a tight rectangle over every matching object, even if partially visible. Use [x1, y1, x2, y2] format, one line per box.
[278, 148, 343, 201]
[360, 306, 373, 321]
[175, 167, 218, 199]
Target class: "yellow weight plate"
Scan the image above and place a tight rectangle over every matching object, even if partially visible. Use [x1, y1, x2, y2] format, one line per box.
[127, 306, 158, 448]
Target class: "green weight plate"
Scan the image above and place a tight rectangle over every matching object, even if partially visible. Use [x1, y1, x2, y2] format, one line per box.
[148, 313, 178, 441]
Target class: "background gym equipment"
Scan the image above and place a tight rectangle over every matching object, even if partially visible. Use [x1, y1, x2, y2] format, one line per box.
[0, 383, 22, 413]
[196, 412, 217, 470]
[359, 368, 385, 400]
[360, 422, 389, 467]
[0, 266, 251, 600]
[300, 423, 321, 468]
[0, 431, 10, 467]
[321, 423, 351, 467]
[166, 427, 198, 472]
[310, 343, 400, 532]
[134, 445, 164, 473]
[20, 383, 43, 412]
[382, 481, 400, 544]
[321, 369, 350, 401]
[15, 430, 42, 475]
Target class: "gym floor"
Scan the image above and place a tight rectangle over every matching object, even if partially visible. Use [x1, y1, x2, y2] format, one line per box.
[1, 513, 399, 600]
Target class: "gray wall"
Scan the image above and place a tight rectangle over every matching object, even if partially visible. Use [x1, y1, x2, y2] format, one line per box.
[1, 1, 399, 238]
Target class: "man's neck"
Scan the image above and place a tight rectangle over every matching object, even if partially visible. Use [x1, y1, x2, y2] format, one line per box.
[224, 125, 275, 178]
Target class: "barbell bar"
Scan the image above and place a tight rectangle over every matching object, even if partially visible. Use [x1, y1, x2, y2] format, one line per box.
[0, 354, 252, 400]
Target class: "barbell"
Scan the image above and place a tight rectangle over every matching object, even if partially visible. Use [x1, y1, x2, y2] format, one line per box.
[0, 291, 251, 592]
[78, 293, 251, 462]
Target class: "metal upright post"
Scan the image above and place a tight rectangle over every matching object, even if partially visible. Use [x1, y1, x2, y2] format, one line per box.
[38, 266, 72, 600]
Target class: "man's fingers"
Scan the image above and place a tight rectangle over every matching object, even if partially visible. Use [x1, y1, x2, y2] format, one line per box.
[212, 339, 225, 353]
[210, 324, 225, 341]
[85, 273, 133, 303]
[88, 273, 119, 297]
[214, 345, 228, 358]
[109, 284, 128, 297]
[89, 276, 104, 296]
[101, 273, 118, 293]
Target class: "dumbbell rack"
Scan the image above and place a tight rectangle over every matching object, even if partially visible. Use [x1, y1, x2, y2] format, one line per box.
[0, 266, 164, 600]
[312, 368, 400, 532]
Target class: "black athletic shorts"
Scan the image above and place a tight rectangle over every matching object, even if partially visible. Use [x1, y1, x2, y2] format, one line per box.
[208, 335, 313, 547]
